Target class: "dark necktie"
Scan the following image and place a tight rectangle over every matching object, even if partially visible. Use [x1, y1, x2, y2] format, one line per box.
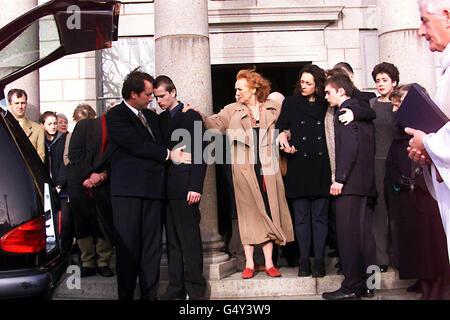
[138, 110, 155, 140]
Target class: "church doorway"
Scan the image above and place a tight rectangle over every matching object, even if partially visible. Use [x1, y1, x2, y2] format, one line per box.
[211, 62, 310, 113]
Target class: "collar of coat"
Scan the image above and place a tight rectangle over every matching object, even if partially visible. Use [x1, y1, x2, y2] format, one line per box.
[226, 100, 279, 147]
[234, 100, 279, 128]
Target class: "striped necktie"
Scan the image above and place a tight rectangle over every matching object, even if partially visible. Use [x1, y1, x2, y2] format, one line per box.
[138, 110, 155, 140]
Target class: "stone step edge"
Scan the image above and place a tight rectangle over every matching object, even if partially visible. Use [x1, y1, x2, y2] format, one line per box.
[53, 269, 414, 300]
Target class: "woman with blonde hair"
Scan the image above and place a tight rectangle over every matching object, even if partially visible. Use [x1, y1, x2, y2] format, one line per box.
[186, 69, 294, 278]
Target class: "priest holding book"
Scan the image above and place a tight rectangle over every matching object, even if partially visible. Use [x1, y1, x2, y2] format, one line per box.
[405, 0, 450, 264]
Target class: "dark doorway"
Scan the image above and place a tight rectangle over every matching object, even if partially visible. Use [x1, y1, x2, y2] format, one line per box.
[211, 62, 310, 113]
[210, 61, 309, 243]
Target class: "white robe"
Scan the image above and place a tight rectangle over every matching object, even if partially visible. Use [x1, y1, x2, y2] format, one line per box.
[423, 44, 450, 264]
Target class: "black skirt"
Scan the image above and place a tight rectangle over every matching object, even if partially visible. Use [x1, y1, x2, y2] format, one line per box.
[396, 186, 449, 280]
[253, 127, 272, 220]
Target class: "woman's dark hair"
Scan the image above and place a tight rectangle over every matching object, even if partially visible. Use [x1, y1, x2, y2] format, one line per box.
[39, 111, 57, 125]
[333, 62, 354, 75]
[121, 67, 155, 100]
[294, 64, 326, 101]
[325, 74, 355, 98]
[371, 62, 400, 86]
[326, 67, 349, 79]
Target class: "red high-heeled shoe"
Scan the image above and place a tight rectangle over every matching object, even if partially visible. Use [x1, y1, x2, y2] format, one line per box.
[241, 268, 255, 279]
[265, 266, 281, 277]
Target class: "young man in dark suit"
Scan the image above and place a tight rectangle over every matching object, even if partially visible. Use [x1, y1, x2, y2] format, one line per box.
[322, 75, 377, 300]
[106, 69, 191, 300]
[333, 62, 377, 110]
[154, 75, 207, 300]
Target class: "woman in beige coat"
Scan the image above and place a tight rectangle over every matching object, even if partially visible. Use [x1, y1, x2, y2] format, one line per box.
[187, 69, 294, 278]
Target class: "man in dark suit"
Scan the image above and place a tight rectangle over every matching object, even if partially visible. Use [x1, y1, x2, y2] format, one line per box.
[322, 75, 377, 300]
[106, 69, 191, 300]
[154, 75, 207, 300]
[68, 113, 115, 278]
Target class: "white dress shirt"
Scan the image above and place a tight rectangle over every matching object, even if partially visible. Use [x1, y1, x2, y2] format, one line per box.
[123, 100, 170, 160]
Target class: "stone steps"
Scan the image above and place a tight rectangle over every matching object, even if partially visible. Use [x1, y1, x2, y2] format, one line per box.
[52, 261, 417, 300]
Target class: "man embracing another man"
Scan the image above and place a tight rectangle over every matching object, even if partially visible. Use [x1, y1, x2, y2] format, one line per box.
[322, 74, 377, 300]
[154, 75, 207, 300]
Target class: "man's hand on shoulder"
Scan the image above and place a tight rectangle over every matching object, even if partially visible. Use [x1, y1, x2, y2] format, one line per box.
[182, 104, 200, 114]
[338, 108, 355, 126]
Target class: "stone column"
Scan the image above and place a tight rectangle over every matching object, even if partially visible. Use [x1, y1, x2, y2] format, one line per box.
[377, 0, 437, 95]
[154, 0, 234, 280]
[0, 0, 40, 121]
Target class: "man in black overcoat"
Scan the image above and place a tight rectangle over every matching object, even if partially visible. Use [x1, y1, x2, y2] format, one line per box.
[322, 75, 377, 300]
[68, 113, 115, 278]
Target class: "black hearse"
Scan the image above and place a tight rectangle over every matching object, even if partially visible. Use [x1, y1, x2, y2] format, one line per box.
[0, 0, 120, 299]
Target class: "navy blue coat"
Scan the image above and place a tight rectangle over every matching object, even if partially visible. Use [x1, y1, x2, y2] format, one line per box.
[334, 98, 377, 197]
[276, 95, 331, 198]
[159, 104, 207, 200]
[106, 102, 168, 199]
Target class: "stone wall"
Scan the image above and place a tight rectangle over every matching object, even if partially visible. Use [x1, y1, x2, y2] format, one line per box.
[32, 0, 442, 130]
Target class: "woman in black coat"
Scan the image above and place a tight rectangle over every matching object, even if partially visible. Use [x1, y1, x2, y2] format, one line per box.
[277, 65, 330, 277]
[386, 85, 449, 300]
[276, 65, 376, 277]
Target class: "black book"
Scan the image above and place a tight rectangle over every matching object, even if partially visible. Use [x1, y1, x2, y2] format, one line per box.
[395, 83, 449, 133]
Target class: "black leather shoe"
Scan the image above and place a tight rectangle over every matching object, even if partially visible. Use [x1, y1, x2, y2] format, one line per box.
[97, 266, 114, 277]
[322, 288, 361, 300]
[312, 259, 325, 278]
[360, 288, 375, 298]
[298, 259, 311, 277]
[378, 265, 388, 273]
[80, 266, 96, 277]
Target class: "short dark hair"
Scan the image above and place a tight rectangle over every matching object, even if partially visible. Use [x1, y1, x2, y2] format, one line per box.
[371, 62, 400, 85]
[326, 67, 349, 79]
[333, 62, 354, 75]
[325, 74, 355, 98]
[153, 75, 177, 93]
[294, 64, 326, 101]
[39, 111, 57, 125]
[7, 88, 27, 104]
[121, 67, 154, 100]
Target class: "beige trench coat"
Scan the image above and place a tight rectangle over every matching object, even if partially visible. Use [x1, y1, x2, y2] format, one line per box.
[18, 117, 46, 163]
[203, 100, 294, 245]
